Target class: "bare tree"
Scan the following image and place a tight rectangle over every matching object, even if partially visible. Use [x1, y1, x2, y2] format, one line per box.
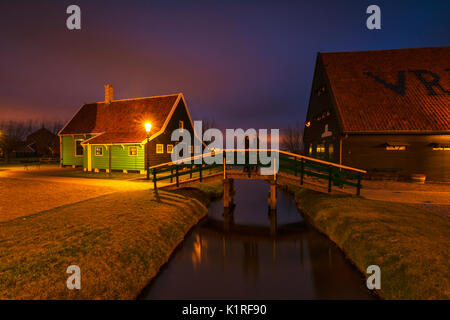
[281, 123, 304, 154]
[0, 121, 30, 163]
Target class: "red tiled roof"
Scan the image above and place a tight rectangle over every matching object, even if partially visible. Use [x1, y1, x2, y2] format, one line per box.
[60, 94, 181, 143]
[320, 47, 450, 132]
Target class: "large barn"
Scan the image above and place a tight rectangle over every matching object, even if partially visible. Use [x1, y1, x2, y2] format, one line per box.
[303, 47, 450, 181]
[58, 86, 197, 173]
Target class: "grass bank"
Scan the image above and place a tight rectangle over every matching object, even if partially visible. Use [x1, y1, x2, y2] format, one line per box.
[0, 181, 223, 299]
[283, 184, 449, 299]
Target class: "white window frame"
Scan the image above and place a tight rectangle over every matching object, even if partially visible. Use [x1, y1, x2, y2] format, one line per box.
[95, 146, 103, 156]
[129, 146, 138, 156]
[75, 139, 84, 157]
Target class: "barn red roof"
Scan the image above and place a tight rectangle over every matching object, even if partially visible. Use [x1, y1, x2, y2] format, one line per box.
[59, 93, 181, 143]
[320, 47, 450, 133]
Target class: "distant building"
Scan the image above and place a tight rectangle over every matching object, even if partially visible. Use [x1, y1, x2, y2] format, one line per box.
[26, 127, 59, 157]
[11, 143, 36, 158]
[58, 85, 197, 173]
[303, 47, 450, 181]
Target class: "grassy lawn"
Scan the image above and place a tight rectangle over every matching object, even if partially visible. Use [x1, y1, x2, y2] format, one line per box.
[0, 181, 223, 299]
[283, 184, 450, 300]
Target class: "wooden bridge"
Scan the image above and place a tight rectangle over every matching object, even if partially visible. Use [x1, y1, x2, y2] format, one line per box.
[149, 149, 366, 211]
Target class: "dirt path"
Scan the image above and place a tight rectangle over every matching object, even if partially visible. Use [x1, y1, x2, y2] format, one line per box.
[0, 168, 152, 222]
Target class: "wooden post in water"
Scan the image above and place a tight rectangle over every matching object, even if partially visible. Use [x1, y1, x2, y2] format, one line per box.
[223, 178, 230, 208]
[269, 209, 277, 237]
[268, 180, 277, 211]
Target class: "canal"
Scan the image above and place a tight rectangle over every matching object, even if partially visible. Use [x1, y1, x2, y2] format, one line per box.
[140, 179, 374, 299]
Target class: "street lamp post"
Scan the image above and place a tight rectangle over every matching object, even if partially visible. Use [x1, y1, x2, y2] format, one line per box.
[145, 123, 152, 180]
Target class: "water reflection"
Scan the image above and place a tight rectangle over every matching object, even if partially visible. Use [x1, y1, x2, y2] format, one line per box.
[140, 180, 374, 300]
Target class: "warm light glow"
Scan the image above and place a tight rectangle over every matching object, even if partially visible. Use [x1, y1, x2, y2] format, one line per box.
[305, 121, 311, 127]
[145, 122, 152, 133]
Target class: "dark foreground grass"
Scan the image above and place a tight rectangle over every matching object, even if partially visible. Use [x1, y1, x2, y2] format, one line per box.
[284, 184, 449, 300]
[0, 181, 223, 299]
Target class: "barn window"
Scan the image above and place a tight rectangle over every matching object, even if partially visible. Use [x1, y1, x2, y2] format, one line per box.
[430, 143, 450, 151]
[386, 145, 407, 151]
[95, 146, 103, 156]
[75, 140, 83, 156]
[179, 120, 184, 132]
[317, 86, 326, 96]
[316, 144, 325, 153]
[129, 146, 137, 156]
[156, 144, 164, 154]
[316, 144, 325, 160]
[167, 144, 173, 153]
[328, 144, 334, 160]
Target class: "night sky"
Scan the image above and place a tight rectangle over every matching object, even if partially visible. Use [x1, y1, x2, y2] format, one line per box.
[1, 0, 449, 129]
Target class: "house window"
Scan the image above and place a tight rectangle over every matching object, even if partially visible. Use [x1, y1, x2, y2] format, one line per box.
[167, 144, 173, 153]
[95, 146, 103, 156]
[75, 140, 83, 156]
[156, 144, 164, 154]
[386, 145, 407, 151]
[179, 120, 184, 132]
[129, 146, 137, 156]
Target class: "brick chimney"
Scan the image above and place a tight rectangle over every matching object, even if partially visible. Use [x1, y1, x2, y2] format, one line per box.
[104, 84, 114, 104]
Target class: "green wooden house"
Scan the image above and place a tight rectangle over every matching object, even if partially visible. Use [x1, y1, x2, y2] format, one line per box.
[58, 85, 197, 173]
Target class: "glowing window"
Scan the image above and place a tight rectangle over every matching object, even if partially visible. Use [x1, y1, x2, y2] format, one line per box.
[129, 147, 137, 156]
[316, 144, 325, 153]
[432, 145, 450, 151]
[386, 145, 406, 151]
[156, 144, 164, 154]
[328, 144, 334, 158]
[167, 144, 173, 153]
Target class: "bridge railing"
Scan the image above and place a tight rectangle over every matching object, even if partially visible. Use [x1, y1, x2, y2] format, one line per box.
[277, 151, 365, 195]
[148, 149, 366, 195]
